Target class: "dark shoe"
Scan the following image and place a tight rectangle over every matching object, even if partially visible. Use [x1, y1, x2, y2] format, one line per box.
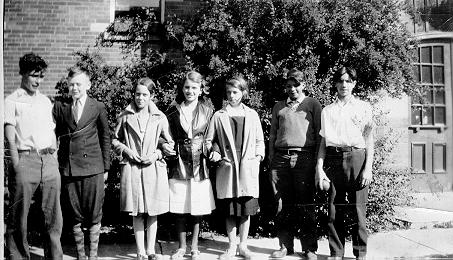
[302, 251, 317, 260]
[271, 248, 294, 258]
[148, 254, 162, 260]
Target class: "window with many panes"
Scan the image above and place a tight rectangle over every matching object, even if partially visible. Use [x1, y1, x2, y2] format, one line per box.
[411, 45, 446, 126]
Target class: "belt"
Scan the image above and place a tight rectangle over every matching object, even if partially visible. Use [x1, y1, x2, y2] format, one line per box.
[18, 147, 55, 155]
[326, 146, 364, 153]
[276, 147, 314, 155]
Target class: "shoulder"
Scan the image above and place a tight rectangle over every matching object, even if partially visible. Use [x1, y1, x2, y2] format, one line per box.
[353, 97, 372, 110]
[244, 105, 259, 117]
[165, 103, 178, 117]
[272, 100, 286, 111]
[198, 101, 214, 114]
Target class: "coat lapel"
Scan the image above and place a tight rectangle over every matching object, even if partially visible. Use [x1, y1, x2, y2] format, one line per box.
[142, 102, 161, 154]
[242, 105, 252, 158]
[218, 109, 239, 171]
[76, 97, 96, 130]
[63, 102, 77, 131]
[123, 104, 142, 140]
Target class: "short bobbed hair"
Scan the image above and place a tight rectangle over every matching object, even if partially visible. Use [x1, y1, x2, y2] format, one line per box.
[19, 53, 48, 75]
[225, 75, 249, 100]
[133, 77, 156, 95]
[175, 70, 205, 104]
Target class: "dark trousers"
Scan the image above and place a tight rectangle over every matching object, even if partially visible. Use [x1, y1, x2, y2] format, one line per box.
[62, 173, 105, 226]
[270, 151, 318, 252]
[324, 148, 368, 257]
[6, 153, 63, 260]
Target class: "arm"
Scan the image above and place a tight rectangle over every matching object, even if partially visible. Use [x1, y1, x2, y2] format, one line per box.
[204, 113, 221, 162]
[313, 99, 323, 157]
[255, 112, 265, 161]
[5, 124, 19, 169]
[97, 104, 111, 175]
[360, 111, 374, 187]
[315, 137, 330, 190]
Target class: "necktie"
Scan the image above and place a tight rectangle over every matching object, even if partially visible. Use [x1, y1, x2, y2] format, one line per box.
[73, 99, 82, 123]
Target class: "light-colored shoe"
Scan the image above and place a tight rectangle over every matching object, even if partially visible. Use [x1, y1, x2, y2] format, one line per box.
[238, 246, 253, 259]
[191, 250, 201, 260]
[302, 251, 317, 260]
[171, 248, 186, 260]
[219, 247, 236, 260]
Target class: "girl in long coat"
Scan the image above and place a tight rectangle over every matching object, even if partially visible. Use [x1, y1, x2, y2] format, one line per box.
[112, 78, 172, 260]
[205, 76, 265, 260]
[161, 71, 216, 260]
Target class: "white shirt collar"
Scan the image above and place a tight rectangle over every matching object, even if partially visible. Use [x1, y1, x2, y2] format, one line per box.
[73, 94, 88, 107]
[286, 94, 305, 105]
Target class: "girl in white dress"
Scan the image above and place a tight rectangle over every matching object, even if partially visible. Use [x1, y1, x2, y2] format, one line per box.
[162, 71, 216, 260]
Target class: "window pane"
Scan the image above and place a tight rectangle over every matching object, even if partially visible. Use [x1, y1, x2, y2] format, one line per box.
[421, 47, 432, 63]
[422, 106, 433, 125]
[413, 65, 421, 82]
[424, 87, 433, 103]
[433, 66, 444, 84]
[433, 46, 444, 63]
[411, 106, 422, 125]
[435, 87, 445, 104]
[435, 107, 446, 124]
[421, 66, 432, 83]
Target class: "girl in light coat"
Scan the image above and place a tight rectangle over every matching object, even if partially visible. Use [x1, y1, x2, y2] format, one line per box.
[205, 76, 265, 260]
[112, 78, 172, 260]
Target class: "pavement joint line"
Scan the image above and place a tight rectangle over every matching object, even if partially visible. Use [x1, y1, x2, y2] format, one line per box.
[393, 232, 446, 255]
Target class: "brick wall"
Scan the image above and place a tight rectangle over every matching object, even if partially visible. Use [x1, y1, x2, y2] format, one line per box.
[3, 0, 124, 96]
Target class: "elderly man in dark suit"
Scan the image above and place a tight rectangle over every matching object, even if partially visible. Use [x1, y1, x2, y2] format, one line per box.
[53, 66, 111, 260]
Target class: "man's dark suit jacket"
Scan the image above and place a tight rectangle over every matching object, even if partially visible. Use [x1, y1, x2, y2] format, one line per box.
[53, 97, 111, 177]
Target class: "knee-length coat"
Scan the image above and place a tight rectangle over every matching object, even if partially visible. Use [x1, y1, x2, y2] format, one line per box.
[205, 104, 265, 199]
[112, 102, 173, 216]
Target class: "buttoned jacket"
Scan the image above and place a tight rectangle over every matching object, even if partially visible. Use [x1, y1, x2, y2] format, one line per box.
[53, 97, 111, 177]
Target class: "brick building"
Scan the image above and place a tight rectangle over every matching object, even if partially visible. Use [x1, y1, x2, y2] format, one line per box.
[3, 0, 203, 95]
[3, 0, 453, 192]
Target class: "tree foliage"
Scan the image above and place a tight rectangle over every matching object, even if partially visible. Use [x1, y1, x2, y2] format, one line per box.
[182, 0, 417, 111]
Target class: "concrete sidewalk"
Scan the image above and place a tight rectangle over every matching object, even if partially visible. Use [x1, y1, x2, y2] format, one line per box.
[27, 227, 453, 259]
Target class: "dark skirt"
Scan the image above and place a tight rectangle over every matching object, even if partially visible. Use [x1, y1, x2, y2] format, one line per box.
[217, 196, 259, 217]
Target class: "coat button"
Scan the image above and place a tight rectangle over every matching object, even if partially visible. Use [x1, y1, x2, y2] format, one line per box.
[83, 154, 87, 158]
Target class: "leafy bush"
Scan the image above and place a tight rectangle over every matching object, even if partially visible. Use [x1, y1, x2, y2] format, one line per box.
[52, 0, 417, 238]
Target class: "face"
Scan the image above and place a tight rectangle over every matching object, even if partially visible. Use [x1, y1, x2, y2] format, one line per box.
[285, 79, 305, 100]
[69, 73, 91, 100]
[226, 85, 244, 107]
[21, 70, 45, 94]
[182, 79, 202, 102]
[134, 85, 152, 109]
[335, 73, 356, 99]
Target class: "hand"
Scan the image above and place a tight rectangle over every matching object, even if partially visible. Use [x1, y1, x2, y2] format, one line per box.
[315, 167, 331, 190]
[123, 148, 142, 164]
[360, 167, 372, 188]
[255, 155, 263, 161]
[162, 143, 176, 156]
[209, 151, 221, 162]
[104, 171, 108, 182]
[141, 153, 159, 165]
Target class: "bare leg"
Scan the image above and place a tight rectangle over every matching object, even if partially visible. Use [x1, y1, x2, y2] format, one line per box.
[145, 215, 158, 255]
[225, 216, 237, 249]
[191, 216, 201, 251]
[133, 215, 146, 256]
[175, 215, 187, 250]
[238, 216, 250, 247]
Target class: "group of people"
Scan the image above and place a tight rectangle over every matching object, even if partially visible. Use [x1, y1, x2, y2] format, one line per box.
[4, 52, 374, 260]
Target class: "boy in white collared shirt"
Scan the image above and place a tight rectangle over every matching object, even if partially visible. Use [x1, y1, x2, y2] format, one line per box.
[316, 66, 374, 260]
